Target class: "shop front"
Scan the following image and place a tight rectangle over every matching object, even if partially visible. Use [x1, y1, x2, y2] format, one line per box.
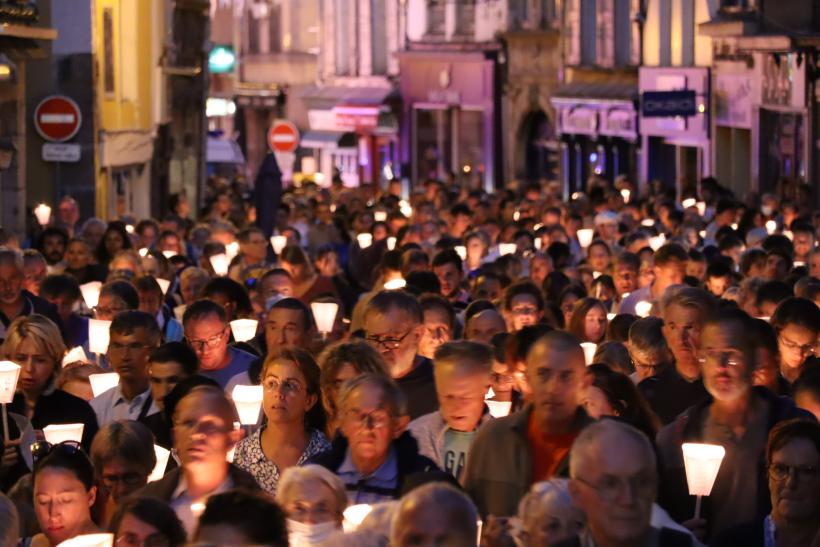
[713, 65, 754, 198]
[551, 82, 638, 196]
[397, 50, 500, 192]
[639, 67, 710, 198]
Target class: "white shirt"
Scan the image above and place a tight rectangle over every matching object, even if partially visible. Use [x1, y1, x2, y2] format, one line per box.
[170, 473, 234, 537]
[89, 384, 159, 427]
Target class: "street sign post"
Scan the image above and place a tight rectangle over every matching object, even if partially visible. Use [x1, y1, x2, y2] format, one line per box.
[33, 95, 82, 142]
[267, 120, 300, 153]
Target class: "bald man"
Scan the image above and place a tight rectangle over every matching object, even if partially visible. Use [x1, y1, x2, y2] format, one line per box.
[389, 483, 478, 547]
[465, 309, 507, 344]
[463, 331, 593, 517]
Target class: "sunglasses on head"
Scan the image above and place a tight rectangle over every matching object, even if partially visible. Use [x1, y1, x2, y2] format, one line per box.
[31, 440, 83, 464]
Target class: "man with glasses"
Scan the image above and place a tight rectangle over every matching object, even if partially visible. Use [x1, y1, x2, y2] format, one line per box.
[363, 290, 437, 419]
[90, 420, 156, 513]
[182, 299, 256, 389]
[93, 280, 139, 320]
[310, 373, 438, 504]
[138, 385, 259, 536]
[90, 311, 162, 426]
[656, 308, 811, 543]
[408, 341, 494, 480]
[771, 297, 820, 386]
[560, 420, 697, 547]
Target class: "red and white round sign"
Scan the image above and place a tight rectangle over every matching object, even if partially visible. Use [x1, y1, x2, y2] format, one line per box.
[34, 95, 82, 142]
[267, 120, 300, 153]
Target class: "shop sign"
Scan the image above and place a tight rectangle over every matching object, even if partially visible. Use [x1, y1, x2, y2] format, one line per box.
[561, 106, 598, 135]
[0, 1, 38, 24]
[42, 143, 80, 163]
[601, 109, 637, 139]
[333, 105, 379, 130]
[427, 90, 461, 104]
[641, 90, 697, 117]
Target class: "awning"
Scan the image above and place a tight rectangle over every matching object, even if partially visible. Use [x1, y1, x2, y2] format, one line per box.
[207, 137, 245, 164]
[551, 81, 637, 106]
[298, 85, 400, 109]
[99, 130, 154, 168]
[301, 131, 357, 150]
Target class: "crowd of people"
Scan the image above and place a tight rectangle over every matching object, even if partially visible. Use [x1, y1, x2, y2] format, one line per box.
[0, 173, 818, 546]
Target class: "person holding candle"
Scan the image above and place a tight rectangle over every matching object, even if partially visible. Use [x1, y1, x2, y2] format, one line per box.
[567, 298, 608, 345]
[137, 385, 259, 536]
[109, 497, 186, 547]
[463, 331, 593, 518]
[90, 311, 161, 427]
[408, 341, 494, 480]
[3, 315, 98, 450]
[233, 348, 330, 495]
[181, 300, 256, 390]
[93, 280, 139, 321]
[134, 276, 184, 343]
[501, 281, 546, 333]
[618, 243, 687, 317]
[39, 275, 88, 350]
[417, 295, 455, 360]
[656, 308, 811, 543]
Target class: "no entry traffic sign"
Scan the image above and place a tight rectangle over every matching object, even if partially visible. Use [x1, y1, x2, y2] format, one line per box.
[34, 95, 82, 142]
[267, 120, 300, 153]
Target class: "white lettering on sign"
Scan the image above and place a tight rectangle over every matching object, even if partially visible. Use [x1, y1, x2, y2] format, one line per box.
[40, 114, 76, 124]
[270, 134, 297, 143]
[42, 143, 81, 163]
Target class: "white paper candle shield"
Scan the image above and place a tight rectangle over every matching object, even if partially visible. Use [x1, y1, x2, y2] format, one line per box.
[454, 246, 467, 261]
[580, 342, 597, 366]
[486, 400, 512, 418]
[682, 198, 696, 209]
[88, 372, 119, 398]
[156, 278, 170, 295]
[766, 220, 777, 234]
[374, 211, 387, 222]
[641, 219, 655, 227]
[270, 235, 288, 254]
[80, 281, 102, 309]
[232, 384, 263, 425]
[386, 237, 396, 251]
[784, 230, 793, 241]
[534, 238, 542, 250]
[56, 533, 114, 547]
[161, 250, 176, 259]
[383, 278, 407, 291]
[138, 248, 149, 257]
[399, 200, 413, 218]
[607, 313, 616, 321]
[34, 203, 51, 226]
[343, 504, 374, 532]
[498, 243, 516, 256]
[357, 233, 373, 249]
[696, 202, 706, 216]
[0, 361, 21, 404]
[620, 189, 631, 202]
[88, 319, 111, 354]
[62, 346, 88, 367]
[311, 302, 339, 334]
[43, 423, 84, 445]
[148, 444, 170, 482]
[681, 443, 725, 497]
[173, 305, 186, 323]
[635, 301, 652, 318]
[209, 253, 230, 276]
[125, 224, 135, 234]
[648, 235, 666, 251]
[225, 241, 240, 261]
[577, 228, 594, 248]
[230, 319, 259, 342]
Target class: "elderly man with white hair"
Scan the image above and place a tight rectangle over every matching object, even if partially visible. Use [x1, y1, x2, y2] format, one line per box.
[515, 479, 585, 546]
[556, 420, 698, 547]
[389, 482, 479, 547]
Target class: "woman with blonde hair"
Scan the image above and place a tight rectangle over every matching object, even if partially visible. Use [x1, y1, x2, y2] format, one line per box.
[234, 348, 331, 495]
[3, 314, 98, 448]
[316, 340, 389, 437]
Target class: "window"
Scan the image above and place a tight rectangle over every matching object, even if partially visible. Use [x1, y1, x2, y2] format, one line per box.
[565, 0, 581, 65]
[596, 0, 614, 67]
[102, 8, 115, 95]
[580, 0, 597, 65]
[335, 0, 351, 75]
[428, 0, 446, 36]
[371, 0, 387, 75]
[456, 0, 476, 37]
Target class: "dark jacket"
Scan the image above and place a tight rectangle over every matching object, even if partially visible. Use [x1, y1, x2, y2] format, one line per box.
[396, 356, 439, 420]
[0, 291, 65, 343]
[136, 464, 260, 502]
[711, 519, 764, 547]
[462, 404, 594, 518]
[9, 388, 99, 451]
[553, 527, 696, 547]
[638, 366, 709, 425]
[656, 386, 813, 539]
[309, 431, 439, 500]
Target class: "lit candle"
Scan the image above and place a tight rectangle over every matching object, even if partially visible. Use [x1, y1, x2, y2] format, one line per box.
[34, 203, 51, 226]
[357, 233, 373, 249]
[383, 278, 407, 291]
[534, 238, 542, 250]
[577, 228, 594, 248]
[374, 211, 387, 222]
[343, 504, 374, 532]
[55, 533, 114, 547]
[62, 346, 88, 367]
[232, 384, 263, 425]
[454, 246, 467, 261]
[0, 361, 19, 443]
[225, 241, 240, 260]
[399, 200, 413, 218]
[621, 189, 631, 203]
[580, 342, 597, 366]
[682, 198, 696, 209]
[161, 250, 176, 259]
[696, 201, 706, 216]
[681, 442, 726, 519]
[138, 248, 149, 257]
[88, 372, 119, 398]
[498, 243, 516, 256]
[607, 313, 616, 321]
[311, 302, 339, 336]
[641, 219, 655, 227]
[230, 319, 259, 342]
[80, 281, 102, 309]
[765, 220, 777, 234]
[148, 444, 170, 482]
[635, 301, 652, 318]
[88, 319, 111, 354]
[209, 253, 230, 276]
[156, 278, 170, 295]
[485, 400, 512, 418]
[43, 423, 84, 445]
[386, 237, 397, 251]
[270, 235, 288, 255]
[648, 234, 666, 251]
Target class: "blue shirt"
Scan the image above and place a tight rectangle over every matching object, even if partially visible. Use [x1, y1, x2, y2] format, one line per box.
[337, 446, 398, 505]
[200, 347, 257, 390]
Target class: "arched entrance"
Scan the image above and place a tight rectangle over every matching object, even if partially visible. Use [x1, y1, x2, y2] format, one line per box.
[517, 110, 558, 183]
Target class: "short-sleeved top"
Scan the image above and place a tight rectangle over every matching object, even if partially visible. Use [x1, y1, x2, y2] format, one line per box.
[442, 429, 475, 480]
[200, 346, 257, 390]
[233, 426, 330, 495]
[90, 384, 159, 427]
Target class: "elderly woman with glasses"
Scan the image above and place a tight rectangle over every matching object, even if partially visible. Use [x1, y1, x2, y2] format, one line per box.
[90, 420, 157, 527]
[233, 348, 331, 495]
[276, 464, 347, 546]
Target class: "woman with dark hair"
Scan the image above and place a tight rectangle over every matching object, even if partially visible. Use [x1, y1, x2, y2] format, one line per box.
[567, 297, 608, 344]
[557, 284, 587, 329]
[233, 348, 331, 495]
[27, 441, 101, 546]
[582, 364, 661, 441]
[201, 276, 254, 322]
[95, 221, 132, 267]
[279, 245, 339, 306]
[110, 497, 187, 547]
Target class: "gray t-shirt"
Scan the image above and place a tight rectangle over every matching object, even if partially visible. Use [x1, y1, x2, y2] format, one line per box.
[200, 347, 257, 390]
[443, 429, 476, 480]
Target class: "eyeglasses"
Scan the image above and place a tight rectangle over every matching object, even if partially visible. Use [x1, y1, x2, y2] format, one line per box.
[109, 342, 152, 354]
[261, 377, 303, 395]
[491, 372, 515, 384]
[779, 336, 816, 357]
[345, 409, 392, 429]
[574, 473, 655, 502]
[365, 330, 413, 350]
[116, 532, 171, 547]
[101, 471, 144, 489]
[93, 306, 126, 317]
[697, 348, 744, 367]
[187, 329, 228, 351]
[769, 462, 820, 483]
[31, 440, 85, 464]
